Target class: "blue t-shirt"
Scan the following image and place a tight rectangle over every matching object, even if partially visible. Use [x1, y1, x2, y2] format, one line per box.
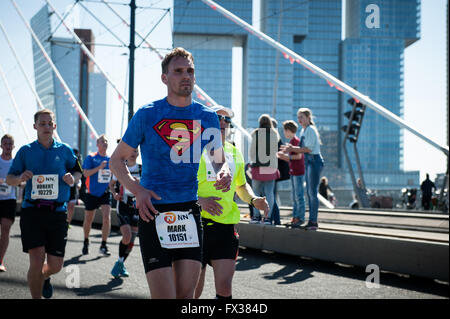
[122, 98, 222, 204]
[8, 140, 78, 212]
[83, 152, 110, 197]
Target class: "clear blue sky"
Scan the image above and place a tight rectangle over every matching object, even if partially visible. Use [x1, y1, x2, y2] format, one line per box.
[0, 0, 447, 183]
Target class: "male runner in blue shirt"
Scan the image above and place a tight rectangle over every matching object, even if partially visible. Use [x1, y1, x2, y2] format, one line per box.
[110, 47, 232, 299]
[7, 109, 82, 299]
[82, 135, 112, 256]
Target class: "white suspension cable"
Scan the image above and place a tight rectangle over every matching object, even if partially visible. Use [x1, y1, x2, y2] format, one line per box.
[0, 63, 32, 142]
[45, 0, 129, 106]
[0, 117, 7, 134]
[10, 0, 99, 139]
[0, 21, 61, 142]
[101, 0, 252, 142]
[201, 0, 449, 156]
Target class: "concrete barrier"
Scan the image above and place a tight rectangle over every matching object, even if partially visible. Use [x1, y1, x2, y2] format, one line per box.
[68, 205, 449, 282]
[237, 223, 449, 282]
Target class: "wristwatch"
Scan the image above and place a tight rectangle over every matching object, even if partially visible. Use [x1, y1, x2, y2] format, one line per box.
[250, 197, 257, 207]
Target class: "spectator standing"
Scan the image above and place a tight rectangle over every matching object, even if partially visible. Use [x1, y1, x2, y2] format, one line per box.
[420, 174, 436, 210]
[249, 114, 280, 225]
[277, 120, 306, 228]
[282, 108, 324, 230]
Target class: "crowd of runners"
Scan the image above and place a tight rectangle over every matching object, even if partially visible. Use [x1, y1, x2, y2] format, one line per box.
[0, 47, 323, 299]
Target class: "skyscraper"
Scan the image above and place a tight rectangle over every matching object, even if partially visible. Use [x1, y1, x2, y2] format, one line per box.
[341, 0, 420, 188]
[173, 0, 420, 190]
[30, 5, 108, 158]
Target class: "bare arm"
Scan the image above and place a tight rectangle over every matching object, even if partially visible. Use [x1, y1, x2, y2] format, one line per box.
[83, 161, 107, 178]
[280, 143, 311, 154]
[6, 170, 33, 187]
[235, 182, 269, 214]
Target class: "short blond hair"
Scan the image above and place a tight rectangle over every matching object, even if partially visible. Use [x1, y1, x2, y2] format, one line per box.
[34, 108, 55, 123]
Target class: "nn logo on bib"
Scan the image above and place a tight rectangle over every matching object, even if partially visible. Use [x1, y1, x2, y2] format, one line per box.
[37, 175, 56, 184]
[164, 212, 177, 224]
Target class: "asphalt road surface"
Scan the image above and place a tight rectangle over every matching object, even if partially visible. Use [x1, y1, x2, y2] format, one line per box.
[0, 217, 448, 300]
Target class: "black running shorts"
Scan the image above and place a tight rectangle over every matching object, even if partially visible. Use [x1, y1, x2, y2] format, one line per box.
[84, 192, 111, 211]
[201, 218, 239, 268]
[20, 207, 68, 257]
[138, 201, 203, 273]
[0, 199, 17, 222]
[116, 200, 139, 227]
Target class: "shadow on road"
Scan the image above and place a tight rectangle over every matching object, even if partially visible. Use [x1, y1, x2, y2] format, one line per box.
[73, 277, 124, 297]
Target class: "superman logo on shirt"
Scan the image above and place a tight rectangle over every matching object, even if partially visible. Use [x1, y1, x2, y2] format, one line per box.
[153, 119, 204, 156]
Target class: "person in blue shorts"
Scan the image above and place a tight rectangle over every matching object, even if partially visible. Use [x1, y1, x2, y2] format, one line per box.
[82, 135, 112, 256]
[110, 47, 232, 299]
[7, 109, 82, 299]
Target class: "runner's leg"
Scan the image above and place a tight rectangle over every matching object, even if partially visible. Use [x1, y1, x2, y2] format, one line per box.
[173, 259, 202, 299]
[194, 266, 207, 299]
[0, 218, 13, 265]
[211, 259, 235, 297]
[27, 246, 46, 299]
[42, 254, 64, 279]
[83, 210, 95, 239]
[100, 204, 111, 242]
[146, 267, 176, 299]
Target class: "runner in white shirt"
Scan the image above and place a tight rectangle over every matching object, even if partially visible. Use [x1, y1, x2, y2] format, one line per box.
[0, 134, 16, 272]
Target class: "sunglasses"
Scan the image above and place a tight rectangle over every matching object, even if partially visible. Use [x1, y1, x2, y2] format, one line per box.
[217, 114, 232, 124]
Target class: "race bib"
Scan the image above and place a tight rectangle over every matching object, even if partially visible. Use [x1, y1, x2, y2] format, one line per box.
[0, 179, 12, 196]
[155, 211, 199, 249]
[98, 169, 112, 183]
[31, 174, 59, 200]
[205, 152, 235, 182]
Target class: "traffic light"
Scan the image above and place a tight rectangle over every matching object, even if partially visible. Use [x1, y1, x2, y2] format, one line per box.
[342, 98, 366, 143]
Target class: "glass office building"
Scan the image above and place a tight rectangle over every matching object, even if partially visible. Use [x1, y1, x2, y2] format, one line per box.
[173, 0, 420, 190]
[341, 0, 420, 188]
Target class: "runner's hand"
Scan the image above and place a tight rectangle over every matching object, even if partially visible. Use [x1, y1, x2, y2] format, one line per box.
[135, 187, 161, 222]
[63, 173, 75, 186]
[252, 196, 269, 216]
[20, 170, 33, 183]
[214, 169, 232, 193]
[99, 161, 107, 169]
[198, 196, 223, 216]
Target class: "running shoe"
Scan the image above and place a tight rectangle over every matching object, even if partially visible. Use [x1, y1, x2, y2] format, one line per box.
[120, 264, 129, 277]
[99, 245, 111, 256]
[0, 264, 6, 272]
[42, 278, 53, 299]
[249, 217, 261, 224]
[263, 218, 272, 225]
[111, 260, 122, 278]
[304, 221, 319, 231]
[82, 240, 89, 255]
